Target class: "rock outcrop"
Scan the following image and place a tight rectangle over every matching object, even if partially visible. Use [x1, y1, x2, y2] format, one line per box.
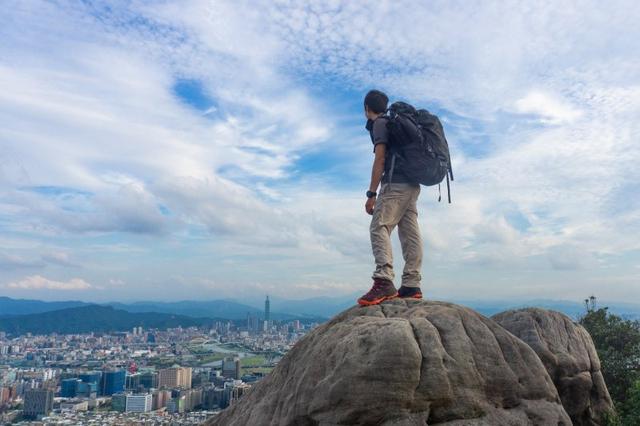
[207, 300, 572, 425]
[493, 308, 613, 426]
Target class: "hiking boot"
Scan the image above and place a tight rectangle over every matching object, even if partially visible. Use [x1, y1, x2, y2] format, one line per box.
[398, 286, 423, 299]
[357, 279, 398, 306]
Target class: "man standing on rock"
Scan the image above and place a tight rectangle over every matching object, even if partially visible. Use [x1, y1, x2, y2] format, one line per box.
[358, 89, 423, 306]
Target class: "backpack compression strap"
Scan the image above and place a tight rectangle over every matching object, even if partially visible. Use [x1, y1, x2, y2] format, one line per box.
[437, 174, 452, 203]
[388, 153, 397, 184]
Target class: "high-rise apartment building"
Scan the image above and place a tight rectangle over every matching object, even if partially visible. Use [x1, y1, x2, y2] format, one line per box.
[23, 389, 54, 418]
[246, 313, 259, 332]
[112, 392, 152, 412]
[222, 357, 241, 380]
[166, 395, 185, 413]
[126, 393, 152, 412]
[152, 389, 172, 410]
[157, 366, 192, 389]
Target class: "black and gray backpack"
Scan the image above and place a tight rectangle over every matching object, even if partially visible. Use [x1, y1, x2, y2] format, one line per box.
[385, 101, 454, 202]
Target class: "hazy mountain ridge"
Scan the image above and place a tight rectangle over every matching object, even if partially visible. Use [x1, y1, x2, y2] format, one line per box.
[0, 305, 217, 335]
[0, 296, 89, 316]
[0, 297, 323, 322]
[238, 295, 640, 320]
[105, 300, 315, 321]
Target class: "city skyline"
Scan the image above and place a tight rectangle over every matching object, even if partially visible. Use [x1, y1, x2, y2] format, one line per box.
[1, 308, 310, 422]
[1, 1, 639, 304]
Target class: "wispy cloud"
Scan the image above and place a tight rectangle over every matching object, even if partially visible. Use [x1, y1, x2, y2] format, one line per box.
[41, 251, 78, 267]
[0, 253, 45, 270]
[514, 91, 583, 124]
[7, 275, 92, 291]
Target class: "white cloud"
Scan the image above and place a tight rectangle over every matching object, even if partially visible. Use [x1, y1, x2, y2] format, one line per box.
[514, 91, 582, 124]
[41, 251, 77, 267]
[7, 275, 92, 290]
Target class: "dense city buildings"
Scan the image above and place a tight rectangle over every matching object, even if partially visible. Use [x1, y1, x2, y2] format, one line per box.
[0, 309, 319, 424]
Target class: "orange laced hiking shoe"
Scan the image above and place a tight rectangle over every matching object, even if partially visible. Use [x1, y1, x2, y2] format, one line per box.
[398, 285, 423, 299]
[357, 279, 398, 306]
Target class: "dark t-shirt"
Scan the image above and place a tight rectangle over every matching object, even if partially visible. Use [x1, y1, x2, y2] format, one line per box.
[370, 117, 410, 184]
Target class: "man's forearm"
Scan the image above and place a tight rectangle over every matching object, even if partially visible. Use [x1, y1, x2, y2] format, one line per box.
[369, 160, 384, 192]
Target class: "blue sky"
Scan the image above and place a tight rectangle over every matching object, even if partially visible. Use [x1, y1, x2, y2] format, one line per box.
[0, 0, 639, 303]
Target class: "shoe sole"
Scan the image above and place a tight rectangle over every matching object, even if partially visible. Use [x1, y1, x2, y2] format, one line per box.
[357, 293, 399, 306]
[399, 294, 423, 299]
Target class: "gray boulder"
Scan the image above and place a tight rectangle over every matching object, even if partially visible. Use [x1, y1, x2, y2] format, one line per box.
[206, 299, 570, 425]
[493, 308, 614, 425]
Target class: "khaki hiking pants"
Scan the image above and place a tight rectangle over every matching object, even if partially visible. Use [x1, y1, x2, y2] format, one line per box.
[370, 183, 423, 288]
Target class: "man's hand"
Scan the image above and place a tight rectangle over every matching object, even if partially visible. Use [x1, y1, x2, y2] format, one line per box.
[365, 196, 376, 215]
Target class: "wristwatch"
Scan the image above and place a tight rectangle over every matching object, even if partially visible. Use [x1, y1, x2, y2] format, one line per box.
[366, 190, 377, 198]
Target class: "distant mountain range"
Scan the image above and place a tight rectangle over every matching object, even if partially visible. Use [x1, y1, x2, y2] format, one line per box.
[237, 294, 640, 321]
[450, 298, 640, 320]
[1, 295, 638, 336]
[106, 300, 309, 321]
[0, 305, 215, 335]
[0, 296, 321, 321]
[0, 296, 87, 316]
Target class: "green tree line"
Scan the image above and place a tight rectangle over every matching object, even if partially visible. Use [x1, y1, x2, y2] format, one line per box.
[579, 296, 640, 425]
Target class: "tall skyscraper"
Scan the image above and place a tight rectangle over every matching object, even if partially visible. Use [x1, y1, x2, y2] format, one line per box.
[246, 312, 251, 330]
[60, 379, 80, 398]
[139, 372, 158, 390]
[79, 371, 102, 385]
[100, 370, 126, 396]
[126, 373, 141, 391]
[264, 295, 270, 323]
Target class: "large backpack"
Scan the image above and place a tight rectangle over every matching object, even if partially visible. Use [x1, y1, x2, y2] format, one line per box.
[385, 101, 454, 203]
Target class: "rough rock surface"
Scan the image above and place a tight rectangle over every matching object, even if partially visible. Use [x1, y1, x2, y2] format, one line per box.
[207, 300, 571, 425]
[493, 308, 613, 426]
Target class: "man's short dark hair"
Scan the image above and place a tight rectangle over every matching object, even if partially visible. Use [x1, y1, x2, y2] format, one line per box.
[364, 90, 389, 114]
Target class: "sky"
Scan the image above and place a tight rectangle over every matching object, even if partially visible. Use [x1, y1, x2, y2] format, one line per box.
[1, 0, 639, 304]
